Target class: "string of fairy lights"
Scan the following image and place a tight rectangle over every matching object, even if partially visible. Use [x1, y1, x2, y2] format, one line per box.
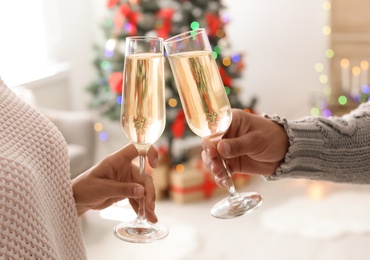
[311, 0, 370, 117]
[311, 0, 332, 117]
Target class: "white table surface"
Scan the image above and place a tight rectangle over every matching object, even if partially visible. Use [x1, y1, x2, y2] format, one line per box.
[81, 177, 370, 260]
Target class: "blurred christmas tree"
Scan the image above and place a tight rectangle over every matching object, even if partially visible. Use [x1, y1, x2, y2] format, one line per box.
[87, 0, 254, 165]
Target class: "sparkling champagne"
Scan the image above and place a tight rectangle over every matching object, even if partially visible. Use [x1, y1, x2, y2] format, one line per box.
[121, 53, 166, 145]
[168, 50, 232, 139]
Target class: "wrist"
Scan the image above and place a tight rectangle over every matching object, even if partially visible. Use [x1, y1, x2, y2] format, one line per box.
[71, 176, 89, 216]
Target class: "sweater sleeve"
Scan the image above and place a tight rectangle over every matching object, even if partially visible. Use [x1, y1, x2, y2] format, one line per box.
[265, 101, 370, 184]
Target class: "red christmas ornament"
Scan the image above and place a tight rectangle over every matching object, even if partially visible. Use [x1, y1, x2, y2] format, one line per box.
[171, 110, 186, 138]
[108, 72, 123, 94]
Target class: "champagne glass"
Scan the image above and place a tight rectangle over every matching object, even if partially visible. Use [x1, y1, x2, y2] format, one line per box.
[164, 29, 263, 219]
[113, 36, 169, 242]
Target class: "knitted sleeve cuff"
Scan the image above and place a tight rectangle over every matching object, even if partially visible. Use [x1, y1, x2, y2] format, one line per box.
[261, 114, 325, 182]
[262, 103, 370, 184]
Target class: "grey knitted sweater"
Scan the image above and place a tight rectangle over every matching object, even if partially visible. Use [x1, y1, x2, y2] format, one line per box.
[266, 101, 370, 184]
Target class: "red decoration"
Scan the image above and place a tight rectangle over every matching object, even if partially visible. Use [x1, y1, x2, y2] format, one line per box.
[114, 8, 125, 28]
[171, 164, 218, 199]
[170, 172, 218, 199]
[171, 110, 186, 138]
[106, 0, 119, 8]
[113, 4, 140, 35]
[108, 72, 123, 94]
[219, 66, 232, 86]
[205, 13, 223, 36]
[155, 8, 175, 39]
[170, 157, 251, 203]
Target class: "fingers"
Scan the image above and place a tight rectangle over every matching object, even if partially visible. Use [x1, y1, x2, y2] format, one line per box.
[113, 143, 139, 162]
[104, 178, 158, 223]
[103, 180, 146, 198]
[129, 198, 158, 223]
[217, 137, 249, 159]
[201, 142, 229, 187]
[202, 139, 219, 158]
[201, 150, 224, 177]
[128, 174, 158, 223]
[116, 143, 159, 168]
[147, 145, 159, 168]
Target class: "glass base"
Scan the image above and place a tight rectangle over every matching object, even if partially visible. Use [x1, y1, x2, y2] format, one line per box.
[210, 192, 263, 219]
[113, 222, 169, 243]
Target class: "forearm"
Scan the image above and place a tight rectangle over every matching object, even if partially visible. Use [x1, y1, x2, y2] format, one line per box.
[265, 102, 370, 184]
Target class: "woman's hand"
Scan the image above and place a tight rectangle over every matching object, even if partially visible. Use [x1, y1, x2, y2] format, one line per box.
[72, 143, 158, 223]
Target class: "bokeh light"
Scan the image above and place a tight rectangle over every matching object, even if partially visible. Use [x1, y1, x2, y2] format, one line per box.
[310, 107, 320, 116]
[340, 58, 349, 68]
[124, 22, 134, 32]
[232, 54, 241, 63]
[214, 46, 222, 54]
[222, 57, 231, 66]
[105, 39, 116, 51]
[216, 29, 225, 38]
[190, 21, 200, 30]
[362, 85, 370, 94]
[322, 109, 332, 117]
[116, 96, 122, 105]
[104, 50, 114, 58]
[322, 1, 331, 11]
[319, 74, 328, 84]
[352, 66, 361, 77]
[360, 60, 369, 70]
[338, 95, 347, 105]
[212, 51, 218, 59]
[322, 26, 331, 36]
[168, 98, 177, 107]
[99, 132, 109, 142]
[175, 164, 185, 173]
[315, 63, 324, 72]
[101, 61, 111, 70]
[325, 49, 334, 59]
[94, 122, 103, 132]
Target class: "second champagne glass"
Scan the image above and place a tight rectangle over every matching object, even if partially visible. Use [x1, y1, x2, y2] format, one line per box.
[113, 36, 169, 243]
[164, 29, 263, 219]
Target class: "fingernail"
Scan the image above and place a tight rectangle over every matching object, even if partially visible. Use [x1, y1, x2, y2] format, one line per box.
[153, 157, 158, 168]
[202, 143, 210, 153]
[134, 187, 144, 197]
[210, 162, 215, 173]
[222, 142, 231, 155]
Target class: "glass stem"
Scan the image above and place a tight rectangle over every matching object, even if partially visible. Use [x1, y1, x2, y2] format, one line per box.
[220, 156, 241, 201]
[135, 146, 149, 227]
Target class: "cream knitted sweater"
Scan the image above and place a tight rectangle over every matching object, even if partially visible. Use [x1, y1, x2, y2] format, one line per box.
[266, 101, 370, 183]
[0, 79, 86, 259]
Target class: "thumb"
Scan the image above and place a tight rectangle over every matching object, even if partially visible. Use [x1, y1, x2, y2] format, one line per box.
[217, 137, 248, 159]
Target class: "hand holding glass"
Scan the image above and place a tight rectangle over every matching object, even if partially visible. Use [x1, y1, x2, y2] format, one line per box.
[113, 36, 168, 242]
[164, 29, 263, 219]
